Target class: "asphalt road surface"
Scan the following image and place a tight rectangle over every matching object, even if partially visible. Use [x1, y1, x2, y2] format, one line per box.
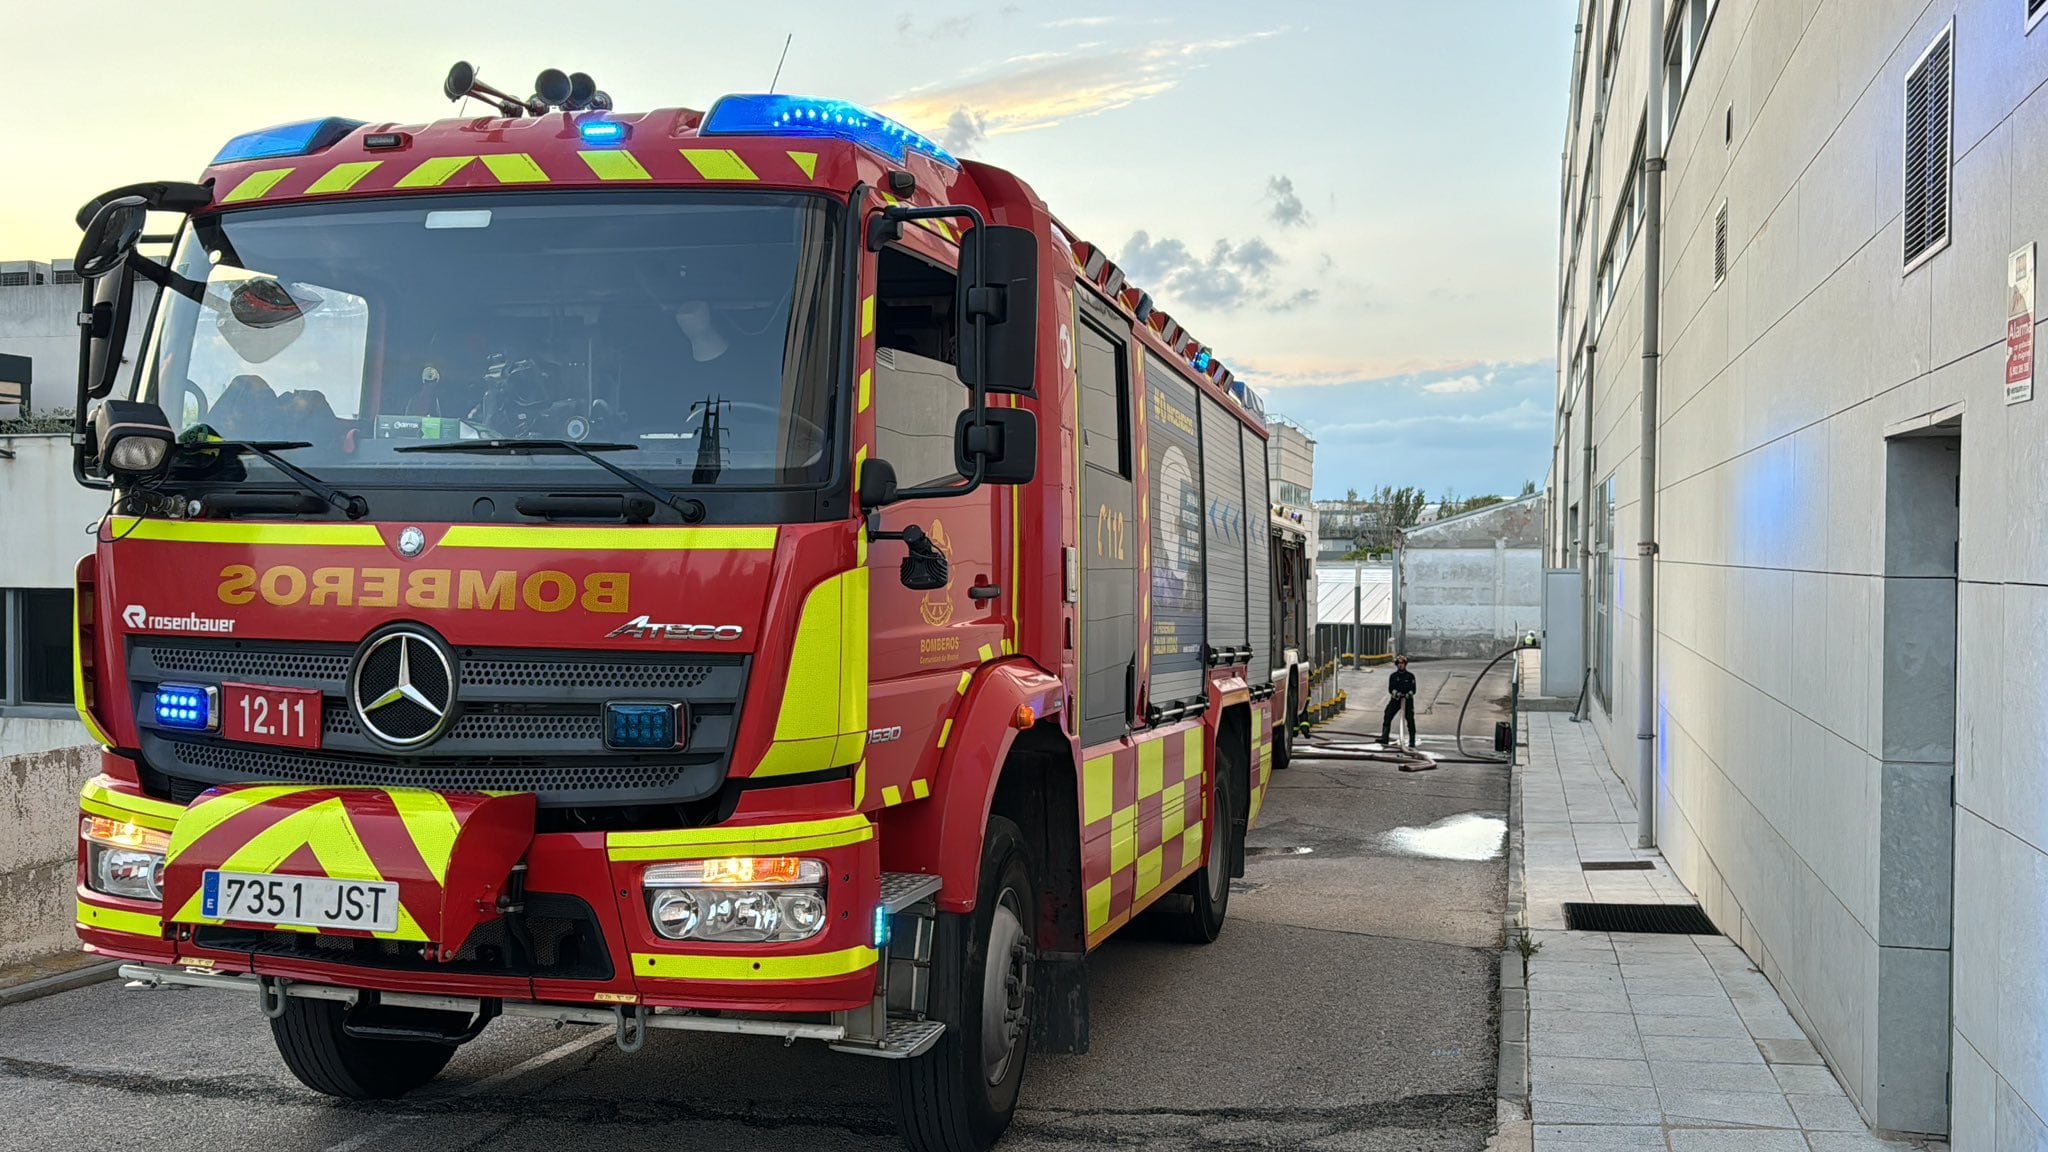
[0, 659, 1511, 1152]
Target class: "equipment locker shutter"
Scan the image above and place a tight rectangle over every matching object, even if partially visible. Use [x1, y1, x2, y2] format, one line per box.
[1241, 423, 1272, 679]
[1145, 355, 1205, 704]
[1198, 396, 1248, 651]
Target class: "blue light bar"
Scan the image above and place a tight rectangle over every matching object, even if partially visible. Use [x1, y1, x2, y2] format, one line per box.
[701, 94, 958, 168]
[605, 702, 681, 750]
[873, 904, 893, 949]
[154, 683, 217, 731]
[212, 117, 366, 165]
[577, 118, 629, 145]
[1192, 349, 1212, 373]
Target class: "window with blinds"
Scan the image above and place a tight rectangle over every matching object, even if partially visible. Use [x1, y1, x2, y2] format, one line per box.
[1903, 25, 1954, 269]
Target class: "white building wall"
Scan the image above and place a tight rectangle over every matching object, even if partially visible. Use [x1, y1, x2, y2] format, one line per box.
[1555, 0, 2048, 1144]
[0, 271, 156, 415]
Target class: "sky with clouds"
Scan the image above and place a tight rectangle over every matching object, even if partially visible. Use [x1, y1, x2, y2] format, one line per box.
[2, 0, 1573, 498]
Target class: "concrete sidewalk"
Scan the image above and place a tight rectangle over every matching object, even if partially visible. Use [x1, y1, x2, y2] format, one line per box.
[1504, 714, 1942, 1152]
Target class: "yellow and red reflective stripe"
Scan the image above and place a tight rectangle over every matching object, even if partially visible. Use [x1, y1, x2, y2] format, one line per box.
[105, 517, 382, 546]
[77, 900, 162, 938]
[606, 814, 873, 862]
[632, 944, 877, 981]
[437, 524, 777, 551]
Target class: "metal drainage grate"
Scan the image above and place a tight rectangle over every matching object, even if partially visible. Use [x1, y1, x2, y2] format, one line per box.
[1580, 860, 1657, 871]
[1562, 902, 1720, 935]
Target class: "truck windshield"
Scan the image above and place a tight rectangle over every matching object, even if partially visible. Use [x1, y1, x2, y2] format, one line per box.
[136, 191, 841, 490]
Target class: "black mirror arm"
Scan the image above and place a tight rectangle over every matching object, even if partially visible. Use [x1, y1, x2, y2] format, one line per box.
[126, 254, 211, 306]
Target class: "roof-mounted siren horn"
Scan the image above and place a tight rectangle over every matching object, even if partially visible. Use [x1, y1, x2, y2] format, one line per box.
[533, 69, 573, 112]
[568, 72, 611, 111]
[444, 61, 529, 117]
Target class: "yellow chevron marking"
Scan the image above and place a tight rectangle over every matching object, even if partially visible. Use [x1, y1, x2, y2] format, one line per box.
[305, 161, 381, 195]
[221, 168, 295, 203]
[679, 148, 759, 180]
[394, 156, 475, 188]
[580, 150, 651, 180]
[480, 152, 549, 183]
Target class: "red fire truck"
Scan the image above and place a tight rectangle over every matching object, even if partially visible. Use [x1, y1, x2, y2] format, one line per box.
[65, 64, 1307, 1151]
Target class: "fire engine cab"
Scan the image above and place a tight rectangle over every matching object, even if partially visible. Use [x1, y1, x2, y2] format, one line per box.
[66, 64, 1307, 1151]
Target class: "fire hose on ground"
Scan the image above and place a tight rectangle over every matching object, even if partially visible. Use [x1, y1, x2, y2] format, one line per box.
[1286, 642, 1538, 769]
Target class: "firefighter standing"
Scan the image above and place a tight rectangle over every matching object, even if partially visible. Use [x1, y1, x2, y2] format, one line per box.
[1380, 655, 1418, 748]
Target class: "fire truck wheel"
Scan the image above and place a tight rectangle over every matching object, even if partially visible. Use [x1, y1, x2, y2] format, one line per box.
[268, 997, 457, 1099]
[1159, 750, 1235, 943]
[891, 815, 1035, 1152]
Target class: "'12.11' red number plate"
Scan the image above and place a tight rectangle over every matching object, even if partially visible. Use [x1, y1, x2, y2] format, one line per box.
[220, 682, 323, 749]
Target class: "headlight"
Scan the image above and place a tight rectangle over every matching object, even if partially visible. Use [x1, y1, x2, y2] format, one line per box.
[82, 816, 169, 901]
[643, 857, 829, 943]
[107, 436, 170, 474]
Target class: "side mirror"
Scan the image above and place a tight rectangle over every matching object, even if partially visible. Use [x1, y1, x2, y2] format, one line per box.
[956, 224, 1038, 395]
[75, 196, 148, 281]
[77, 266, 137, 402]
[953, 407, 1037, 485]
[90, 399, 175, 480]
[857, 457, 899, 510]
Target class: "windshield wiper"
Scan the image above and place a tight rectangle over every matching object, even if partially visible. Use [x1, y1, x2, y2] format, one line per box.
[397, 439, 706, 523]
[184, 440, 369, 519]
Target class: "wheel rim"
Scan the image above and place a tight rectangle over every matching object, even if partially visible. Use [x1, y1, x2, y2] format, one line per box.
[1205, 780, 1228, 902]
[980, 886, 1032, 1085]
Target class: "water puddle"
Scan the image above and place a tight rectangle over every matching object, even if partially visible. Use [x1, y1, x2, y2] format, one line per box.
[1381, 813, 1506, 862]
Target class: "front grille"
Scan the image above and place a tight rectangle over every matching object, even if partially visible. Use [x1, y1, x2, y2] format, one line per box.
[193, 892, 612, 980]
[165, 739, 702, 794]
[130, 638, 746, 805]
[462, 658, 714, 690]
[325, 702, 604, 743]
[149, 646, 351, 682]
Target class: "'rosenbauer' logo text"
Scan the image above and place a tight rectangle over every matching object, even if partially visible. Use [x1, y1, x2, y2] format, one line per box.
[123, 604, 236, 634]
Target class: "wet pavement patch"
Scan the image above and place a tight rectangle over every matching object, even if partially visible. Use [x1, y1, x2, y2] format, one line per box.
[1379, 813, 1506, 862]
[1243, 845, 1315, 857]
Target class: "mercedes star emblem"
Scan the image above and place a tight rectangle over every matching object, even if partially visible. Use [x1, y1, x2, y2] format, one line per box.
[349, 628, 456, 749]
[397, 526, 426, 557]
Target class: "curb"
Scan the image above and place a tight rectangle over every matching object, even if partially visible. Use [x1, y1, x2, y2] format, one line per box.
[0, 960, 123, 1009]
[1495, 705, 1530, 1115]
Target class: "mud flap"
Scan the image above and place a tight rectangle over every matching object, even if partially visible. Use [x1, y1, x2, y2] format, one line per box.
[1028, 949, 1090, 1054]
[159, 785, 536, 954]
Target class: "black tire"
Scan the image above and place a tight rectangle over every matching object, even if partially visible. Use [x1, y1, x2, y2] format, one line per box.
[269, 996, 457, 1100]
[1158, 744, 1235, 943]
[1272, 693, 1295, 771]
[892, 817, 1037, 1152]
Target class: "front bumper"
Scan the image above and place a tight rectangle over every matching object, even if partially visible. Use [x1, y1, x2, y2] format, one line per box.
[76, 776, 896, 1015]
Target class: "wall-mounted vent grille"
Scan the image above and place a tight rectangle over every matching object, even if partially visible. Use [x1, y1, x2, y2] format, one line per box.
[1903, 26, 1954, 268]
[1713, 202, 1729, 284]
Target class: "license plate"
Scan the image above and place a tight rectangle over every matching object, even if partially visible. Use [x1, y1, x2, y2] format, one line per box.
[202, 870, 399, 933]
[221, 682, 322, 749]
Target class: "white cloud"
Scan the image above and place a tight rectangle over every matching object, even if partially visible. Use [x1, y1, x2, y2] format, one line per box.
[1423, 375, 1483, 394]
[881, 30, 1284, 144]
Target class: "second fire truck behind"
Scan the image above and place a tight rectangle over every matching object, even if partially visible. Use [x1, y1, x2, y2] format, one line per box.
[67, 64, 1310, 1151]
